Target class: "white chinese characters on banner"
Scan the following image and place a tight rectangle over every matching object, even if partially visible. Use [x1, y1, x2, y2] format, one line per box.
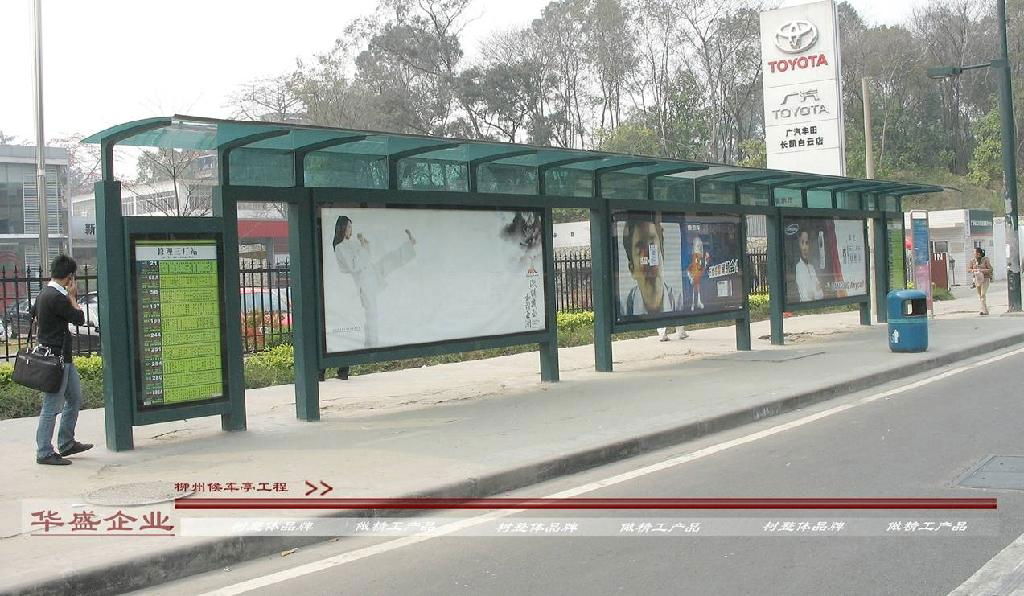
[759, 0, 846, 175]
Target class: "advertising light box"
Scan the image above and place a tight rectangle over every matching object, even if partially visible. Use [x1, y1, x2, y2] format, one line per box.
[320, 207, 546, 353]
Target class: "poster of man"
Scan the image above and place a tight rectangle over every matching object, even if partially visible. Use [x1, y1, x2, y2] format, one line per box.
[614, 213, 743, 321]
[682, 216, 744, 313]
[783, 217, 867, 304]
[320, 207, 545, 353]
[614, 214, 684, 319]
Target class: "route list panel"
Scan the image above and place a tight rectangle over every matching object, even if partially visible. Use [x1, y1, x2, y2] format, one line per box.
[135, 240, 224, 408]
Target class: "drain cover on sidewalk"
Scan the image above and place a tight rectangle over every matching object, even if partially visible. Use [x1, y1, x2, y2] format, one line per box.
[958, 456, 1024, 491]
[85, 482, 194, 506]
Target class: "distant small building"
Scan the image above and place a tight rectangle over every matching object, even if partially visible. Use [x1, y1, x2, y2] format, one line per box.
[905, 209, 994, 286]
[0, 145, 69, 272]
[553, 221, 590, 250]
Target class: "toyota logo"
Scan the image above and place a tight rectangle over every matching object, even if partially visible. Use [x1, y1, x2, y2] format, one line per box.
[775, 20, 818, 54]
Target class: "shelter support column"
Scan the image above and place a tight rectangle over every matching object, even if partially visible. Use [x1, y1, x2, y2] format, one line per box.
[736, 214, 752, 351]
[96, 180, 134, 451]
[591, 203, 614, 371]
[873, 214, 888, 323]
[766, 211, 785, 345]
[213, 187, 247, 431]
[539, 207, 560, 381]
[288, 193, 321, 420]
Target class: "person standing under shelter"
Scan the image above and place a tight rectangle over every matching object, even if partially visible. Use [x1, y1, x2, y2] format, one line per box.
[968, 247, 993, 315]
[33, 255, 92, 465]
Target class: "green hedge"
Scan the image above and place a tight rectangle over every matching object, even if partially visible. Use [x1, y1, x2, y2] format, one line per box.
[0, 355, 104, 420]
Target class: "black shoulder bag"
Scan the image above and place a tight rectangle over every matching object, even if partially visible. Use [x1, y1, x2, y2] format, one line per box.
[12, 315, 67, 393]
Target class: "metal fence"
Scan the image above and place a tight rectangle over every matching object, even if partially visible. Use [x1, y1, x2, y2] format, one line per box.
[0, 252, 768, 360]
[747, 251, 770, 294]
[0, 262, 294, 360]
[554, 249, 593, 312]
[238, 260, 293, 353]
[1, 265, 100, 361]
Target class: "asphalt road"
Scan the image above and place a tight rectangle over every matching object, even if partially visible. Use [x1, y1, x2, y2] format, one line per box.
[147, 346, 1024, 596]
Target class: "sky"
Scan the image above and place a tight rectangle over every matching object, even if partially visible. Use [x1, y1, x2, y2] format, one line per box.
[0, 0, 928, 145]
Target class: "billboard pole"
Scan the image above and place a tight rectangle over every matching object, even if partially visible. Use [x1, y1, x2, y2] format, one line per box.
[32, 0, 49, 272]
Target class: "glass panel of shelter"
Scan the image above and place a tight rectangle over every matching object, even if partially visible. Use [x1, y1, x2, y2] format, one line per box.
[806, 189, 832, 209]
[697, 180, 737, 204]
[739, 184, 770, 207]
[477, 163, 537, 195]
[304, 152, 387, 189]
[599, 172, 646, 200]
[835, 191, 861, 210]
[773, 187, 801, 207]
[398, 158, 468, 191]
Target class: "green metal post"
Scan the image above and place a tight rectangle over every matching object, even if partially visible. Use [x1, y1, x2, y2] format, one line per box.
[288, 193, 322, 418]
[997, 0, 1022, 312]
[873, 214, 888, 323]
[766, 210, 785, 345]
[736, 213, 752, 350]
[539, 207, 560, 381]
[591, 201, 614, 372]
[213, 185, 246, 432]
[95, 179, 134, 450]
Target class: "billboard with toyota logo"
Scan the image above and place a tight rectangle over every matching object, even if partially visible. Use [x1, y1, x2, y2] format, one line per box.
[759, 0, 846, 176]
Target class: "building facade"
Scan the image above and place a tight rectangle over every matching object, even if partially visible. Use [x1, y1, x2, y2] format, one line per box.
[0, 145, 69, 272]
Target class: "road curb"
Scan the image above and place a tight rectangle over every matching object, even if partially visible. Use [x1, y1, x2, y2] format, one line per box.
[8, 331, 1024, 596]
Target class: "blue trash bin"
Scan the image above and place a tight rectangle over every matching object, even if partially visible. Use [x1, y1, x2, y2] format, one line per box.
[887, 290, 928, 352]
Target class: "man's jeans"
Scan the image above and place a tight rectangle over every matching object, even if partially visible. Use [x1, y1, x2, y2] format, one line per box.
[35, 362, 81, 459]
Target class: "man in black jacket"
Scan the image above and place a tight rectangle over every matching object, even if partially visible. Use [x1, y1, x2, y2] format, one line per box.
[32, 255, 92, 465]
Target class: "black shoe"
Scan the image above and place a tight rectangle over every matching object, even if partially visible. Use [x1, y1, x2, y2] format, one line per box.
[37, 453, 72, 465]
[59, 441, 93, 457]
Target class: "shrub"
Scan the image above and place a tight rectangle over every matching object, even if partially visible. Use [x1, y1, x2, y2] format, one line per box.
[556, 311, 595, 333]
[748, 293, 769, 309]
[243, 343, 295, 389]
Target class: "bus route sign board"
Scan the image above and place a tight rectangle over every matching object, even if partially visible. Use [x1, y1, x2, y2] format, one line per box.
[133, 238, 227, 410]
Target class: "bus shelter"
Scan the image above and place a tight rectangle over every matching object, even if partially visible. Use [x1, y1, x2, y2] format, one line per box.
[84, 115, 941, 450]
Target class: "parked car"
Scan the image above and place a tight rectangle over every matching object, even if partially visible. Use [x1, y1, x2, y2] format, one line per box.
[241, 288, 292, 325]
[1, 294, 101, 354]
[240, 287, 292, 343]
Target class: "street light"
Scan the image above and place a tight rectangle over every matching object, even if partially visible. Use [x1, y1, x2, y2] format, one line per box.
[927, 0, 1021, 312]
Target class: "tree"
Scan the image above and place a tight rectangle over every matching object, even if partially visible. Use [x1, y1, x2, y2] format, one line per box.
[123, 148, 214, 217]
[230, 73, 306, 122]
[0, 130, 19, 145]
[51, 135, 102, 197]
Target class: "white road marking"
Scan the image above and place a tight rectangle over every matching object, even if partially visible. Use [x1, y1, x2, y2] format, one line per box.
[201, 347, 1024, 596]
[948, 531, 1024, 596]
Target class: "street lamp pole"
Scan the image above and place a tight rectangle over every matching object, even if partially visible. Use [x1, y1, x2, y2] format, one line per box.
[32, 0, 49, 273]
[996, 0, 1021, 311]
[927, 0, 1021, 312]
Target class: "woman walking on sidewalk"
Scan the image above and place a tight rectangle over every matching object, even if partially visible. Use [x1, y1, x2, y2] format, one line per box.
[968, 247, 993, 315]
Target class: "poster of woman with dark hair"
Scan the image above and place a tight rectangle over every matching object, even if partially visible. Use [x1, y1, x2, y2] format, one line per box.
[332, 215, 416, 348]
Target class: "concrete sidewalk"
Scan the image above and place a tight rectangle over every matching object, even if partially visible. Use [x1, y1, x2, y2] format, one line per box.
[1, 284, 1021, 595]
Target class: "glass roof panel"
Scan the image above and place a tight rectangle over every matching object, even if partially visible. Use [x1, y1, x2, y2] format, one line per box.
[82, 115, 945, 197]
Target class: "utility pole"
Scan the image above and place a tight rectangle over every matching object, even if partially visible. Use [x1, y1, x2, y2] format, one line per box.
[862, 77, 875, 180]
[32, 0, 49, 274]
[996, 0, 1021, 311]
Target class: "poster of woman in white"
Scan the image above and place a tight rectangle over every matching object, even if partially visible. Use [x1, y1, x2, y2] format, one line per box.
[321, 207, 545, 353]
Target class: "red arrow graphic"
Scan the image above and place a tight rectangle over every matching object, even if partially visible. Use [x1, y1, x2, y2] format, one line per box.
[319, 481, 333, 496]
[304, 480, 317, 496]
